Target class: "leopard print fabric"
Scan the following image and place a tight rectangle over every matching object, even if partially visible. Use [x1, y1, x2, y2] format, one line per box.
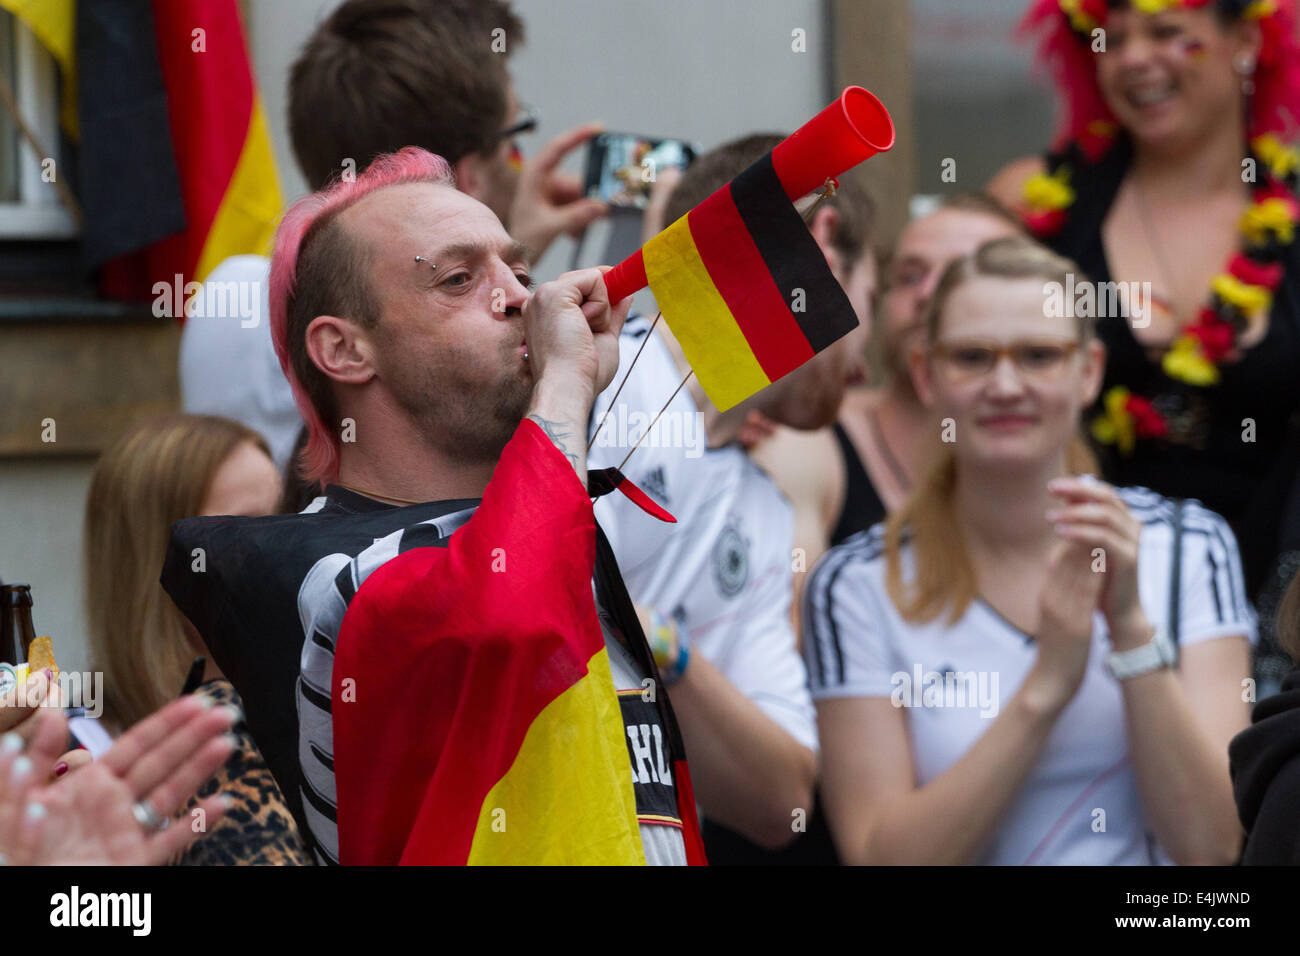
[171, 680, 313, 866]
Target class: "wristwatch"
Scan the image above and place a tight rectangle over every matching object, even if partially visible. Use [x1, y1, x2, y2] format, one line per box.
[1106, 625, 1177, 680]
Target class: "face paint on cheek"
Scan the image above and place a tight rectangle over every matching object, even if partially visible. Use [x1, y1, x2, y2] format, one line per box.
[1180, 37, 1208, 61]
[507, 144, 523, 173]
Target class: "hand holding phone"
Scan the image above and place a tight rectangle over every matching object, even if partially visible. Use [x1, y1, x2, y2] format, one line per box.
[508, 122, 609, 260]
[583, 132, 698, 211]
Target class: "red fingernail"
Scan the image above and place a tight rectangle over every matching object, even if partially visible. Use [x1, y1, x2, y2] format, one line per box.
[53, 762, 68, 777]
[43, 669, 53, 681]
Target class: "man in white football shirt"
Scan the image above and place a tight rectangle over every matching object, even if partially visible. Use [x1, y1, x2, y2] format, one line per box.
[589, 134, 876, 855]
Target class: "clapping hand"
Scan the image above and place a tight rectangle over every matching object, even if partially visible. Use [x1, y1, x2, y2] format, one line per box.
[0, 695, 237, 865]
[1046, 476, 1144, 635]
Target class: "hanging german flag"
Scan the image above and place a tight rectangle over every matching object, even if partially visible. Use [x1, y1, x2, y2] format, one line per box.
[603, 87, 895, 411]
[69, 0, 282, 303]
[644, 152, 861, 410]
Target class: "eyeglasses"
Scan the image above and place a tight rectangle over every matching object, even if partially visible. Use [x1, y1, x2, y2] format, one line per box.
[930, 337, 1080, 382]
[499, 106, 537, 172]
[499, 106, 539, 142]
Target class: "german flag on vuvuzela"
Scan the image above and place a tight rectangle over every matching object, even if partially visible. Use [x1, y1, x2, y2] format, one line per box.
[603, 87, 896, 411]
[645, 151, 861, 410]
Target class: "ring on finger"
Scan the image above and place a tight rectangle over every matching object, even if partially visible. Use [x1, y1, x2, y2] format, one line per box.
[131, 798, 170, 832]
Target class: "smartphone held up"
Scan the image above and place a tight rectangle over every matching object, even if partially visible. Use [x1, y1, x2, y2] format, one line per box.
[583, 131, 698, 210]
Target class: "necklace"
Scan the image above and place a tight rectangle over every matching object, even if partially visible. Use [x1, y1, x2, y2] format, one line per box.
[867, 406, 911, 492]
[334, 482, 424, 505]
[1022, 135, 1300, 456]
[1128, 173, 1195, 331]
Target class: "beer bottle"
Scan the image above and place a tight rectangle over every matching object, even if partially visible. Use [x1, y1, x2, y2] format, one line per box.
[1, 584, 37, 666]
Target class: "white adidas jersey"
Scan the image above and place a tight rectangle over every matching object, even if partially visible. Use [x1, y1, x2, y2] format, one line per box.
[803, 489, 1257, 865]
[589, 317, 817, 753]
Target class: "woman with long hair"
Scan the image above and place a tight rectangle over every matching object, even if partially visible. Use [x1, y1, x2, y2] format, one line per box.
[990, 0, 1300, 693]
[85, 413, 309, 865]
[804, 237, 1253, 864]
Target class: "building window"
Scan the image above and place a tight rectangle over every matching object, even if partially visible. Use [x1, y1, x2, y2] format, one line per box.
[0, 12, 77, 241]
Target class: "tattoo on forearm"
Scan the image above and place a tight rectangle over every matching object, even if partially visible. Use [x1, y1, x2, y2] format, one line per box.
[527, 414, 581, 470]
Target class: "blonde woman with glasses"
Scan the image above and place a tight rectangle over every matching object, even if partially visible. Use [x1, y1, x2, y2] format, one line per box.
[803, 237, 1253, 865]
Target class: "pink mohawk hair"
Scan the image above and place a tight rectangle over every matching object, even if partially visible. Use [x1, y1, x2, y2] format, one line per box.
[268, 147, 455, 487]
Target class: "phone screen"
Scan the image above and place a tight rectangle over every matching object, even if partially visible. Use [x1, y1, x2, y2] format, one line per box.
[583, 132, 698, 210]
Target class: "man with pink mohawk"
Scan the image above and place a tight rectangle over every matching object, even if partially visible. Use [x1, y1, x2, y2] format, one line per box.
[162, 148, 708, 865]
[181, 0, 605, 474]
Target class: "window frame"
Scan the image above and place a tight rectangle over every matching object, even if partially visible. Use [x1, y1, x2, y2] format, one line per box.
[0, 14, 77, 241]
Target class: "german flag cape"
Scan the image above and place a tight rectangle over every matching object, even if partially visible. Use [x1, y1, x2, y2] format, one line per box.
[331, 420, 707, 865]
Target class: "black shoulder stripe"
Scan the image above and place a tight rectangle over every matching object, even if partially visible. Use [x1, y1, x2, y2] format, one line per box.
[309, 742, 334, 773]
[1204, 546, 1225, 623]
[804, 549, 854, 689]
[299, 676, 332, 714]
[1205, 524, 1244, 620]
[822, 559, 857, 688]
[398, 524, 453, 554]
[803, 560, 831, 689]
[334, 561, 356, 603]
[1168, 499, 1184, 645]
[299, 776, 338, 823]
[805, 539, 884, 689]
[1155, 507, 1241, 623]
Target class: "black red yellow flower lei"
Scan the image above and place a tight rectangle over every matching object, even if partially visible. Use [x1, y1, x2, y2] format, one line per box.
[1021, 0, 1300, 452]
[1060, 0, 1284, 35]
[1060, 0, 1279, 36]
[1023, 133, 1300, 453]
[1025, 135, 1299, 386]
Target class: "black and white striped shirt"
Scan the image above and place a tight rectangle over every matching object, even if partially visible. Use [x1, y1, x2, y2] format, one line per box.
[165, 480, 690, 865]
[162, 486, 480, 863]
[293, 492, 475, 865]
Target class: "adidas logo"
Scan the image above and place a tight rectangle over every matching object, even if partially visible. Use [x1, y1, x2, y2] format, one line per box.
[639, 467, 669, 506]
